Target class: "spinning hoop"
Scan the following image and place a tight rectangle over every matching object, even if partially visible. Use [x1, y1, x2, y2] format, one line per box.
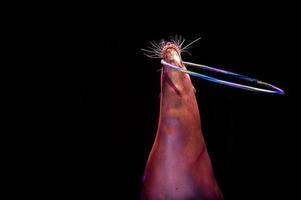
[161, 59, 285, 95]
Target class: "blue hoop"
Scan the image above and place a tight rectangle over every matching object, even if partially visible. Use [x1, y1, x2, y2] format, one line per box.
[161, 60, 285, 95]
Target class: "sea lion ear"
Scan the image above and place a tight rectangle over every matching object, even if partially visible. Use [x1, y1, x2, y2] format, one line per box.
[193, 86, 196, 93]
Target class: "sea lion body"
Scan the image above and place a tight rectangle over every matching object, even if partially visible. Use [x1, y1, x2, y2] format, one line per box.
[141, 43, 223, 200]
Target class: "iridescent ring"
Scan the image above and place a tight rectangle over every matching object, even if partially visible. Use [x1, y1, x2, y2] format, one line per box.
[161, 60, 285, 95]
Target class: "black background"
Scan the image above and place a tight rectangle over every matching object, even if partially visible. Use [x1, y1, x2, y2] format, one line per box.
[77, 4, 299, 200]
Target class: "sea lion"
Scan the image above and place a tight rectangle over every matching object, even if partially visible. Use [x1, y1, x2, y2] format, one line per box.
[141, 41, 223, 200]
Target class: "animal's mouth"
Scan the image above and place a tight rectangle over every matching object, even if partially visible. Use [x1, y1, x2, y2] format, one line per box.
[161, 43, 181, 57]
[161, 44, 183, 67]
[141, 36, 201, 67]
[142, 36, 201, 60]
